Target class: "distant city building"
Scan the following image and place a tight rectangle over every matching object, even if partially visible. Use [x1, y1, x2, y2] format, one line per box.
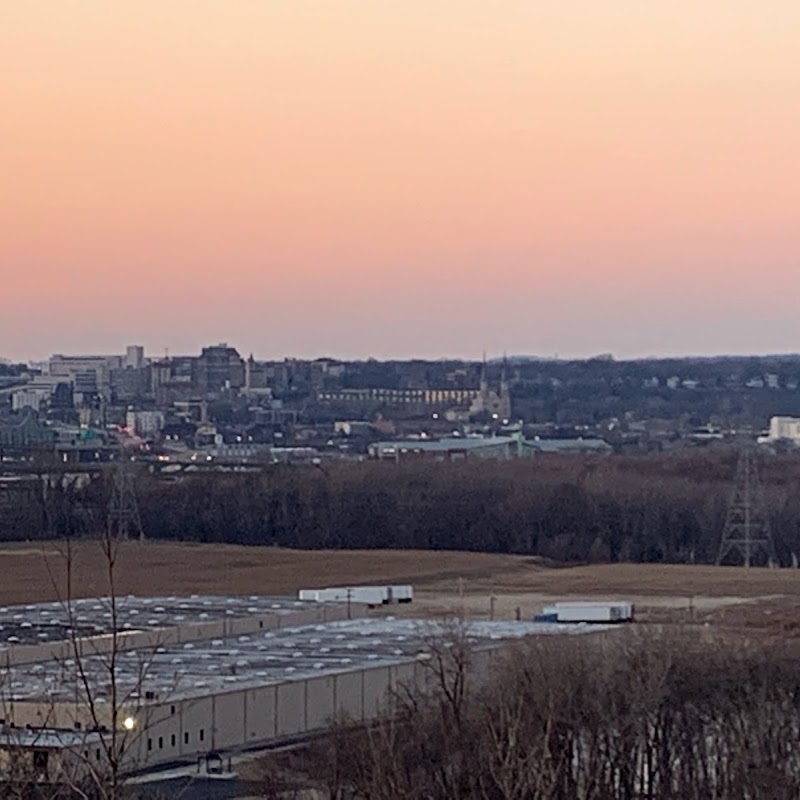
[0, 410, 55, 448]
[522, 437, 614, 455]
[369, 435, 612, 462]
[318, 361, 511, 420]
[10, 387, 49, 413]
[243, 355, 272, 397]
[125, 410, 165, 439]
[9, 375, 72, 413]
[766, 416, 800, 443]
[192, 344, 245, 397]
[125, 345, 145, 369]
[47, 346, 145, 401]
[369, 435, 523, 462]
[318, 388, 479, 406]
[469, 361, 511, 420]
[48, 354, 117, 394]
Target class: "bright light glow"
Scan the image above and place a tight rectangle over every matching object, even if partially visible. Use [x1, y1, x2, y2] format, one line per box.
[122, 716, 136, 731]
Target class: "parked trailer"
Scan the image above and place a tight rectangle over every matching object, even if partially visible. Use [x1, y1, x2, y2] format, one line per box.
[347, 587, 388, 606]
[298, 585, 414, 606]
[389, 585, 413, 604]
[538, 601, 633, 624]
[313, 588, 351, 603]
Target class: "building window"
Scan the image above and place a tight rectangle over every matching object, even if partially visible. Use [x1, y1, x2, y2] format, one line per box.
[158, 737, 163, 749]
[199, 729, 205, 742]
[147, 739, 152, 752]
[184, 732, 189, 745]
[170, 705, 176, 715]
[171, 734, 176, 747]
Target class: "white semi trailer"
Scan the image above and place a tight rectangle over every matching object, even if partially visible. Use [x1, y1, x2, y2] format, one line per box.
[537, 601, 633, 624]
[298, 585, 414, 607]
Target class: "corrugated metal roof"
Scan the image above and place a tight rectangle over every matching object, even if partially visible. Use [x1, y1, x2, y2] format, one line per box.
[524, 438, 612, 453]
[6, 618, 604, 703]
[0, 595, 330, 647]
[373, 437, 518, 453]
[0, 728, 104, 749]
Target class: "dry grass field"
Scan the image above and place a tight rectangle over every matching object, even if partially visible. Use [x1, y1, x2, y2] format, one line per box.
[0, 540, 798, 626]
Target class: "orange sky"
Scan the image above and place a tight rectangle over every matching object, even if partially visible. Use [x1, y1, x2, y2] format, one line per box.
[2, 1, 799, 361]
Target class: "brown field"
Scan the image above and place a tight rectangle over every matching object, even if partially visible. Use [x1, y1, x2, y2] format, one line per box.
[1, 540, 798, 626]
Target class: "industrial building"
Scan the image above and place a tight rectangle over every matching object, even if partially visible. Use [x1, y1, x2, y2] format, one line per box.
[368, 435, 614, 462]
[369, 436, 524, 462]
[0, 595, 604, 786]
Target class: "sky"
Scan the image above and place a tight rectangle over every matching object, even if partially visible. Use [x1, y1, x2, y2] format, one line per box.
[2, 1, 799, 363]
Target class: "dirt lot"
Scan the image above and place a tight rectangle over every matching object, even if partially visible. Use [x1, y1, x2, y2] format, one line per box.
[0, 540, 796, 624]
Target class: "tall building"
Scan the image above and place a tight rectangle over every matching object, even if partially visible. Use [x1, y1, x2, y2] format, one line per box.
[243, 355, 271, 396]
[125, 345, 145, 369]
[192, 344, 245, 397]
[48, 355, 118, 395]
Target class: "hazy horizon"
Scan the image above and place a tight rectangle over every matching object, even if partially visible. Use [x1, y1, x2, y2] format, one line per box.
[5, 342, 800, 366]
[3, 2, 800, 362]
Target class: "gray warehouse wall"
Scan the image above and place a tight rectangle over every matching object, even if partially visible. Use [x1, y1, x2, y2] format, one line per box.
[6, 642, 511, 774]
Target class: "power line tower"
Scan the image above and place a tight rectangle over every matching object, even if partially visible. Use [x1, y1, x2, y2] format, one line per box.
[107, 456, 144, 541]
[716, 446, 776, 567]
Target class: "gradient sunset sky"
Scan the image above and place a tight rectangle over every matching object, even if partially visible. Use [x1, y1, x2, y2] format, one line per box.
[2, 1, 799, 362]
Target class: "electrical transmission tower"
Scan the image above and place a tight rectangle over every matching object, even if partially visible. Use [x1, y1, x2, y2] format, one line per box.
[107, 456, 144, 541]
[716, 446, 776, 567]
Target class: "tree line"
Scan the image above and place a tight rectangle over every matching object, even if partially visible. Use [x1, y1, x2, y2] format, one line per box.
[259, 626, 800, 800]
[5, 448, 800, 565]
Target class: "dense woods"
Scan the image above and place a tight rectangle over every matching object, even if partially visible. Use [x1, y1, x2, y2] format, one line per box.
[4, 448, 800, 565]
[261, 627, 800, 799]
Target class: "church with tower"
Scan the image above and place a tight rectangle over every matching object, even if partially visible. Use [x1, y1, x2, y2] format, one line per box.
[469, 358, 512, 420]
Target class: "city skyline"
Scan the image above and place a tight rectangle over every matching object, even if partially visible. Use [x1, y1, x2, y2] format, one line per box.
[3, 2, 800, 362]
[8, 340, 800, 367]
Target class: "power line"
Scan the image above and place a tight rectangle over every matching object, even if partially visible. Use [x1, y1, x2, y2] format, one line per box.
[716, 446, 776, 567]
[107, 455, 144, 541]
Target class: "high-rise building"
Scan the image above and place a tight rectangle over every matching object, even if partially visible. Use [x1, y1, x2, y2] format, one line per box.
[125, 345, 145, 370]
[192, 344, 245, 397]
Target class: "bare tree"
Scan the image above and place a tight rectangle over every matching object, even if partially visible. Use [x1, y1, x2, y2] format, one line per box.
[17, 526, 175, 799]
[277, 627, 800, 800]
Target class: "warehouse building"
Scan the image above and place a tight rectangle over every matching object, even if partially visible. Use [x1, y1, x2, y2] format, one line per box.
[0, 596, 603, 784]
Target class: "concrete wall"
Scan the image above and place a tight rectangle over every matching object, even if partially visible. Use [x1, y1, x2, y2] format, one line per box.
[275, 680, 305, 738]
[115, 660, 416, 770]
